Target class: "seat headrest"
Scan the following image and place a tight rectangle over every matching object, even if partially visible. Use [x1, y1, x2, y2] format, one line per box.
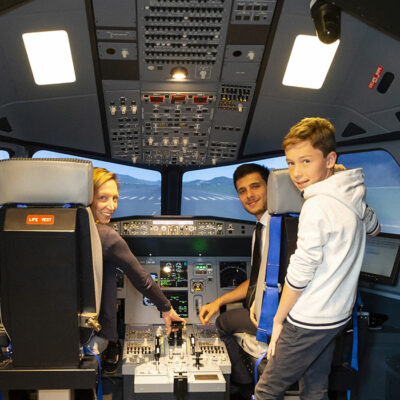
[267, 169, 304, 214]
[0, 158, 94, 206]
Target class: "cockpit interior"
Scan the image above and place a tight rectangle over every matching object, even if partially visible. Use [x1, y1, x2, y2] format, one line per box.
[0, 1, 400, 400]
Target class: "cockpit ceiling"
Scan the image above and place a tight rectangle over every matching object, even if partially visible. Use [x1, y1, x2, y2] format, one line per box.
[0, 0, 399, 167]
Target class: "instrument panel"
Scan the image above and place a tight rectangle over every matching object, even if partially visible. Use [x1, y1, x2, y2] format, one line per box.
[112, 216, 252, 399]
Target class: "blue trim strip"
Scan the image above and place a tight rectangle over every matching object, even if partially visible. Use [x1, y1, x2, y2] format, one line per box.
[347, 290, 363, 400]
[256, 215, 282, 342]
[83, 346, 103, 400]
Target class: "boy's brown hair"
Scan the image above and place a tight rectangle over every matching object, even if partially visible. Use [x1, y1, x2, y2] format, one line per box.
[282, 117, 336, 157]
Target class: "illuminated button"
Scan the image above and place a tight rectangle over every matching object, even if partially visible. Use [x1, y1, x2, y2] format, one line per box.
[109, 105, 117, 115]
[121, 105, 127, 114]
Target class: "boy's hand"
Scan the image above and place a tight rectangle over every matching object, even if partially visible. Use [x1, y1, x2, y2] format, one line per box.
[267, 321, 283, 360]
[162, 307, 186, 335]
[250, 302, 258, 328]
[334, 164, 346, 172]
[199, 300, 220, 325]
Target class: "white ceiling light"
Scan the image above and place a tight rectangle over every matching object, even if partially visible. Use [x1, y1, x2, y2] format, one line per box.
[22, 30, 76, 85]
[282, 34, 339, 89]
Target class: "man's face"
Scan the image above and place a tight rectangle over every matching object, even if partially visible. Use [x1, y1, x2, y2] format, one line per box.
[236, 172, 268, 220]
[285, 140, 337, 191]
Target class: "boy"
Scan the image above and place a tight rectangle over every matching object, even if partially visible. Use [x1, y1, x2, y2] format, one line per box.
[254, 117, 380, 400]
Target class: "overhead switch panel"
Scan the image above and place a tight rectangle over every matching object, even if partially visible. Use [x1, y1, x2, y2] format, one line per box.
[137, 0, 232, 81]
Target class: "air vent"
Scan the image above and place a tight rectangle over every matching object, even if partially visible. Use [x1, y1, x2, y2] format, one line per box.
[377, 72, 395, 94]
[341, 122, 366, 138]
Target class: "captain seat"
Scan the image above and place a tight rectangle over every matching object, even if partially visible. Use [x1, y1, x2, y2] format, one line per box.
[0, 158, 102, 396]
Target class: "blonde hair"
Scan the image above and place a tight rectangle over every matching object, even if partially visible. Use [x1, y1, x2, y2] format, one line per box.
[282, 117, 336, 157]
[93, 167, 119, 193]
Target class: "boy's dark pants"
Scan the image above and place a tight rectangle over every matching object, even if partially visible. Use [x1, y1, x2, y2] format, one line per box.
[254, 321, 345, 400]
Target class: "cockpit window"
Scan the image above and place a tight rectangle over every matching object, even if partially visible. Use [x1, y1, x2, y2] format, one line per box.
[181, 156, 287, 220]
[338, 150, 400, 235]
[33, 150, 161, 218]
[0, 150, 9, 160]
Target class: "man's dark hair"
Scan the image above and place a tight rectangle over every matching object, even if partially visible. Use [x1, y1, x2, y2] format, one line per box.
[233, 163, 270, 190]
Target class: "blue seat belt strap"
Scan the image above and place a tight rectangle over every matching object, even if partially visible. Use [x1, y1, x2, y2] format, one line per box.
[256, 215, 282, 343]
[251, 351, 268, 400]
[347, 290, 363, 400]
[83, 345, 103, 400]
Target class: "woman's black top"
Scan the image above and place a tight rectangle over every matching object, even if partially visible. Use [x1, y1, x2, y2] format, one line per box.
[97, 224, 171, 341]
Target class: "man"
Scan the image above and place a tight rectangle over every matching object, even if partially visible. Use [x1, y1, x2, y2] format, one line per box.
[199, 163, 270, 399]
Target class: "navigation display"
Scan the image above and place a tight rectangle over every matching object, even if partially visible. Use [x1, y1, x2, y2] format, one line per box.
[162, 291, 188, 318]
[360, 233, 400, 285]
[160, 260, 188, 288]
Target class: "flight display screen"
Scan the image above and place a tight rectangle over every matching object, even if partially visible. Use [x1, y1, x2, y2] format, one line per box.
[160, 260, 188, 287]
[162, 291, 188, 318]
[360, 233, 400, 285]
[143, 273, 158, 306]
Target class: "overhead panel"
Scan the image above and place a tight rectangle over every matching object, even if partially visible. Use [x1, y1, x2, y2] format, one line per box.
[92, 0, 277, 166]
[137, 0, 230, 82]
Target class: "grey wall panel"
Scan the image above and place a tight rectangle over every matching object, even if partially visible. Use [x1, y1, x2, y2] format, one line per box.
[0, 95, 105, 153]
[245, 0, 400, 156]
[223, 45, 265, 63]
[246, 96, 389, 155]
[92, 0, 136, 28]
[0, 0, 105, 154]
[0, 2, 99, 103]
[221, 60, 261, 82]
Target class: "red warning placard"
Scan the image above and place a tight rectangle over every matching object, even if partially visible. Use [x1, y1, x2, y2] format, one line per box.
[368, 66, 384, 89]
[26, 215, 55, 225]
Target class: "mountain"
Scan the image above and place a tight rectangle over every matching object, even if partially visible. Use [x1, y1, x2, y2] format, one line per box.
[183, 176, 236, 195]
[118, 173, 160, 186]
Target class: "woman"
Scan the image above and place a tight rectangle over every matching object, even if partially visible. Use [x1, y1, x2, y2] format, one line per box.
[89, 168, 184, 368]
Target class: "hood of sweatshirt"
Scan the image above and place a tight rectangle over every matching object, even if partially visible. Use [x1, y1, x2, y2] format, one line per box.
[302, 168, 366, 219]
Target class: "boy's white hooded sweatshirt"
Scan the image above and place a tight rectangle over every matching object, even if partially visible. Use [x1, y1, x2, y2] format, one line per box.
[286, 168, 379, 329]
